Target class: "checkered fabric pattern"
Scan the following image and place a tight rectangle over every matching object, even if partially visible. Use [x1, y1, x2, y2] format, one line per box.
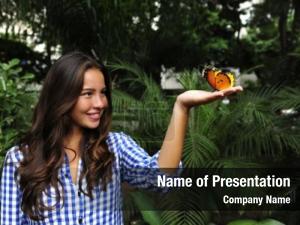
[0, 132, 168, 225]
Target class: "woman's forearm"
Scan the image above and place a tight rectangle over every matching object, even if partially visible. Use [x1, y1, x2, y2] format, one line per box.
[158, 99, 189, 168]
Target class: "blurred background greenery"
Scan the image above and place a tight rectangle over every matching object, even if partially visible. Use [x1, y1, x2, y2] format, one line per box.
[0, 0, 300, 225]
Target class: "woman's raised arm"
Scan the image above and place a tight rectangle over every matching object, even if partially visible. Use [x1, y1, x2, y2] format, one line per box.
[158, 86, 243, 169]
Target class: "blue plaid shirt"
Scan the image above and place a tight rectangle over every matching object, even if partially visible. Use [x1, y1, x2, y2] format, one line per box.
[0, 132, 167, 225]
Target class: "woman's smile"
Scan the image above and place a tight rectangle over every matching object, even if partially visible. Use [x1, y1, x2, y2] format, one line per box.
[86, 111, 103, 121]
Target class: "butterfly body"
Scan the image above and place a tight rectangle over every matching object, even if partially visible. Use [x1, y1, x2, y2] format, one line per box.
[202, 66, 235, 90]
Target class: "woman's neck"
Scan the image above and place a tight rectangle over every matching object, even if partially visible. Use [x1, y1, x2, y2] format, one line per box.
[63, 127, 83, 155]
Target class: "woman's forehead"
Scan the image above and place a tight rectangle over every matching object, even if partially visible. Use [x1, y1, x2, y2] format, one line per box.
[82, 68, 105, 88]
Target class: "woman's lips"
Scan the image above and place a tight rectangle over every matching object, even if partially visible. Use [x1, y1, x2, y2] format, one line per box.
[87, 113, 100, 121]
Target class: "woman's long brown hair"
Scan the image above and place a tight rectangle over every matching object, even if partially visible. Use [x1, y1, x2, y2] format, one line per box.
[18, 52, 114, 220]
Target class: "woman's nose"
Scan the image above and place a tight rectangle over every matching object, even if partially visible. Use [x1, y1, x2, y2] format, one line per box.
[93, 95, 107, 108]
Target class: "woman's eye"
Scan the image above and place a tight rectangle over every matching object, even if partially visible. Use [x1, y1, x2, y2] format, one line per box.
[82, 92, 93, 97]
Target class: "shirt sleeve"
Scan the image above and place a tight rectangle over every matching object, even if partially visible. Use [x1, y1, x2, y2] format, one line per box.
[117, 132, 182, 190]
[0, 148, 25, 225]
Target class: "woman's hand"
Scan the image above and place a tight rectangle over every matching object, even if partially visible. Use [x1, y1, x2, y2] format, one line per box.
[175, 86, 243, 112]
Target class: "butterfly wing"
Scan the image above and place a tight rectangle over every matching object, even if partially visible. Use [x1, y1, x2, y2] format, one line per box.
[202, 67, 235, 91]
[215, 72, 234, 90]
[202, 67, 220, 90]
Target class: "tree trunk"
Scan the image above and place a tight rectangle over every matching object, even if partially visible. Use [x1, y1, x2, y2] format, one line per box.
[278, 2, 290, 56]
[292, 0, 300, 36]
[289, 0, 300, 84]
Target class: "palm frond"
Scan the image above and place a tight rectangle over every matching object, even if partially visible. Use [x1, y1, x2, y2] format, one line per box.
[177, 69, 202, 90]
[272, 86, 300, 110]
[183, 134, 219, 167]
[109, 60, 163, 100]
[159, 188, 211, 224]
[161, 210, 210, 225]
[112, 89, 141, 112]
[130, 192, 163, 225]
[216, 89, 278, 158]
[208, 158, 265, 168]
[110, 61, 171, 152]
[111, 89, 142, 132]
[190, 103, 220, 136]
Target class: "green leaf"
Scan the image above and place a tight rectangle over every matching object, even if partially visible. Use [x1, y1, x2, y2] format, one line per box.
[20, 73, 35, 81]
[130, 191, 162, 225]
[227, 219, 257, 225]
[257, 219, 285, 225]
[227, 219, 285, 225]
[0, 77, 6, 91]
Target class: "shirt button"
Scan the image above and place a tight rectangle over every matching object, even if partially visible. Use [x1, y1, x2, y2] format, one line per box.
[78, 218, 83, 224]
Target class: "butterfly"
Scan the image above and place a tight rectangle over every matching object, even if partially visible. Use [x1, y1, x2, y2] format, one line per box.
[201, 66, 235, 91]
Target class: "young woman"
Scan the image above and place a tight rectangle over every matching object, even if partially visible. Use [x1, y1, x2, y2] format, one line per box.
[0, 52, 242, 224]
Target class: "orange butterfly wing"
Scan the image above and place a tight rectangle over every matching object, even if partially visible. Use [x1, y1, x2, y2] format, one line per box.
[215, 72, 233, 90]
[205, 69, 217, 89]
[202, 67, 235, 91]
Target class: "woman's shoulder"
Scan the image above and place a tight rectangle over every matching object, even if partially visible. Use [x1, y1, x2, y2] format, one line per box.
[106, 131, 126, 148]
[106, 131, 135, 153]
[3, 145, 24, 164]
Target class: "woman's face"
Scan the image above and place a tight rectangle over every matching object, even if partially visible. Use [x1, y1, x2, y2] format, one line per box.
[69, 68, 108, 132]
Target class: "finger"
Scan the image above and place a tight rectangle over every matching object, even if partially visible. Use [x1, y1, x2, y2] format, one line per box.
[233, 86, 243, 92]
[224, 86, 243, 92]
[212, 91, 224, 98]
[221, 86, 243, 95]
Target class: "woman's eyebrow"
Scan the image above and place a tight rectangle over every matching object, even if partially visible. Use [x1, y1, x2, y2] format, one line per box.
[82, 87, 106, 91]
[82, 88, 95, 91]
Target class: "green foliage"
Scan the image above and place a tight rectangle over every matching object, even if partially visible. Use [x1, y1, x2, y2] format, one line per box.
[242, 0, 300, 86]
[110, 62, 299, 224]
[1, 1, 300, 224]
[161, 210, 210, 225]
[110, 61, 171, 153]
[110, 63, 211, 224]
[0, 59, 38, 162]
[218, 87, 300, 159]
[178, 70, 221, 167]
[1, 0, 249, 79]
[2, 0, 300, 86]
[272, 86, 300, 110]
[130, 192, 163, 225]
[227, 219, 257, 225]
[178, 72, 300, 164]
[227, 218, 285, 225]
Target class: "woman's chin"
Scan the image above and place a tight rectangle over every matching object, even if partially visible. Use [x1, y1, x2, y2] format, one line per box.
[83, 121, 100, 129]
